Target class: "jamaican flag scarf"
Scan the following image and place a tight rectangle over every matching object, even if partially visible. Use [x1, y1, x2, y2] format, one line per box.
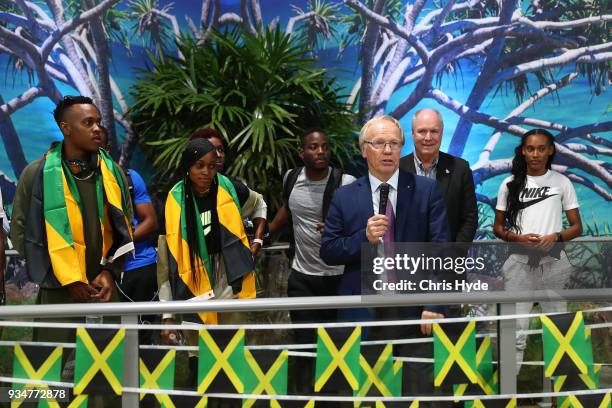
[25, 142, 134, 287]
[165, 174, 256, 324]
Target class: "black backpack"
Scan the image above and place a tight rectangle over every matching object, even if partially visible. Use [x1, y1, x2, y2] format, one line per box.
[282, 166, 344, 258]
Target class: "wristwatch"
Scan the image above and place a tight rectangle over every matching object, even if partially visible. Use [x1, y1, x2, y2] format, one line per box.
[556, 232, 563, 242]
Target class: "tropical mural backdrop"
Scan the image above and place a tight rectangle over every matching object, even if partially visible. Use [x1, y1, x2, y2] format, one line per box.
[0, 0, 610, 233]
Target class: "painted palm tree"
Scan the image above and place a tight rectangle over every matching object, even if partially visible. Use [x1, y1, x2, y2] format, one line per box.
[287, 0, 340, 55]
[128, 0, 181, 58]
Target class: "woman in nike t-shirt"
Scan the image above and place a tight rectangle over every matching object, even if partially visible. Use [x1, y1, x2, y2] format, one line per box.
[493, 128, 582, 368]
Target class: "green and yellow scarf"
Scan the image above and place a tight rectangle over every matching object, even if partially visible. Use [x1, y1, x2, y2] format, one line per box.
[42, 142, 134, 286]
[165, 174, 256, 323]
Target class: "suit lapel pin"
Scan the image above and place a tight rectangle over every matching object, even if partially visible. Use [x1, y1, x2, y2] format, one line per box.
[445, 168, 450, 175]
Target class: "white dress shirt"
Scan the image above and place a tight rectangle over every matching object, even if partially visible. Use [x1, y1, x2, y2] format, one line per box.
[368, 169, 399, 216]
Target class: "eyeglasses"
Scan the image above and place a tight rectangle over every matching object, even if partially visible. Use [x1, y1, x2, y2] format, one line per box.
[363, 139, 403, 151]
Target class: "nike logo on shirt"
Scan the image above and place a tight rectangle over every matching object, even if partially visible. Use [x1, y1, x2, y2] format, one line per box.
[518, 194, 558, 209]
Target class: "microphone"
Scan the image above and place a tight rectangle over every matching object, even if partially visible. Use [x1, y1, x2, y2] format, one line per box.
[379, 183, 389, 215]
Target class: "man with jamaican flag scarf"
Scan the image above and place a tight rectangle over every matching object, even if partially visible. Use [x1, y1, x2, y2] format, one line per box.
[158, 138, 256, 386]
[10, 95, 134, 343]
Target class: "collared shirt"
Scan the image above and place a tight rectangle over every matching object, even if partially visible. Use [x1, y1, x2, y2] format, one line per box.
[369, 169, 399, 216]
[414, 153, 439, 179]
[368, 169, 399, 265]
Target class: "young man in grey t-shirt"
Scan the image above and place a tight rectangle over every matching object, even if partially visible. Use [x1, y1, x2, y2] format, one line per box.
[269, 128, 355, 392]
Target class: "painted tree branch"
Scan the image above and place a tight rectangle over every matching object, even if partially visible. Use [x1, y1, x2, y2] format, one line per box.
[426, 89, 524, 136]
[45, 0, 98, 97]
[250, 0, 263, 30]
[218, 13, 243, 26]
[0, 93, 27, 177]
[556, 122, 612, 146]
[372, 1, 424, 116]
[345, 0, 429, 67]
[0, 172, 16, 204]
[357, 0, 387, 118]
[41, 0, 119, 61]
[564, 172, 612, 201]
[565, 143, 612, 157]
[84, 0, 119, 158]
[448, 0, 519, 157]
[518, 14, 612, 30]
[475, 72, 578, 168]
[286, 11, 316, 34]
[494, 43, 612, 83]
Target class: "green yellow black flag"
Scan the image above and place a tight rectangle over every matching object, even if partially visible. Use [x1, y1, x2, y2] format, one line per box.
[358, 400, 419, 408]
[243, 349, 288, 408]
[354, 344, 402, 405]
[465, 398, 517, 408]
[454, 336, 498, 397]
[139, 349, 176, 407]
[558, 393, 611, 408]
[554, 327, 602, 408]
[554, 363, 601, 392]
[314, 327, 361, 393]
[198, 329, 248, 394]
[433, 321, 477, 387]
[541, 312, 593, 377]
[66, 395, 88, 408]
[278, 400, 315, 408]
[11, 345, 63, 408]
[165, 395, 208, 408]
[73, 328, 125, 395]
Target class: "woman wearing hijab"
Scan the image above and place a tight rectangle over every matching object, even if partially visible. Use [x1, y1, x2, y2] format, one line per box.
[158, 139, 256, 385]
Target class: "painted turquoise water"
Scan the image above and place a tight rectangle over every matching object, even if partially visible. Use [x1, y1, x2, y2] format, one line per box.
[0, 0, 610, 230]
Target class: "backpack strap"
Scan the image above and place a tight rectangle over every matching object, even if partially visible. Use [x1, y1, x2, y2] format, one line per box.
[322, 167, 343, 220]
[123, 168, 135, 206]
[282, 166, 303, 212]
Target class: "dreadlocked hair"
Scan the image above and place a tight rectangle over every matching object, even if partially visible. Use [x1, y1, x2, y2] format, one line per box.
[183, 176, 202, 286]
[180, 138, 216, 286]
[505, 128, 556, 233]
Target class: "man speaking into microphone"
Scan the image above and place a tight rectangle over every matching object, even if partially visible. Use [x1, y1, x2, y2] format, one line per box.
[320, 115, 450, 333]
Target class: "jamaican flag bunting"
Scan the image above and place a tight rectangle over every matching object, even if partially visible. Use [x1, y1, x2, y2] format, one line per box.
[11, 345, 63, 407]
[198, 328, 248, 394]
[139, 349, 176, 407]
[558, 393, 611, 408]
[28, 142, 133, 286]
[554, 363, 601, 391]
[165, 174, 255, 324]
[354, 344, 402, 404]
[541, 312, 593, 377]
[73, 328, 125, 395]
[243, 349, 288, 408]
[67, 395, 88, 408]
[279, 400, 315, 408]
[465, 398, 517, 408]
[358, 401, 419, 408]
[433, 321, 477, 387]
[164, 395, 208, 408]
[553, 326, 600, 393]
[314, 327, 361, 394]
[454, 336, 498, 397]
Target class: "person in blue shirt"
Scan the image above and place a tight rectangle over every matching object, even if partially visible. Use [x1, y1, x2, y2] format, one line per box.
[99, 127, 159, 344]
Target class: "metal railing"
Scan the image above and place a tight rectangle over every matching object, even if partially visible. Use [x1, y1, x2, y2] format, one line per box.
[1, 239, 611, 406]
[0, 289, 610, 407]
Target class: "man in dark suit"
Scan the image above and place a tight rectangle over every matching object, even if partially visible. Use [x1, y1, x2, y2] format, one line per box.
[400, 108, 477, 242]
[320, 115, 450, 335]
[398, 109, 477, 405]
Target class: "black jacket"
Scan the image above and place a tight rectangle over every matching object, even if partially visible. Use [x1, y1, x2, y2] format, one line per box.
[400, 151, 477, 242]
